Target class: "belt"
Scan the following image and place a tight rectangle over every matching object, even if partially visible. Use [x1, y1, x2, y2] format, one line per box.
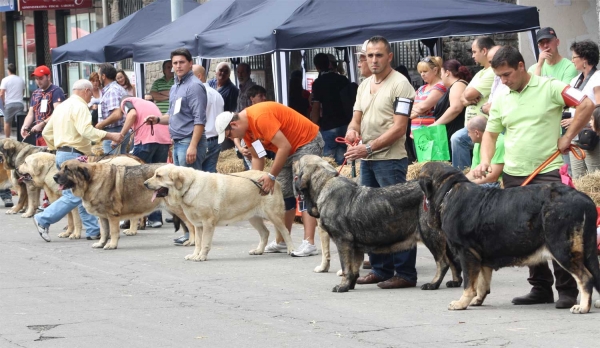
[57, 146, 85, 156]
[207, 136, 218, 142]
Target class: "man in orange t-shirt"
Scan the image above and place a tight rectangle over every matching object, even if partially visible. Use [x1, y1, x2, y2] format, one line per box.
[216, 101, 324, 257]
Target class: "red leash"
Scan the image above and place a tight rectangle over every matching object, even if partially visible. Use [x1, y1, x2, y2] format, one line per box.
[521, 145, 585, 186]
[335, 137, 359, 175]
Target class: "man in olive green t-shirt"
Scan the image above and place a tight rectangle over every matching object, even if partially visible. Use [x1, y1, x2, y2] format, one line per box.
[472, 46, 594, 310]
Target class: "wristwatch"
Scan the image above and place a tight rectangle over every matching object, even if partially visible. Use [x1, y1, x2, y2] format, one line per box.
[365, 143, 373, 156]
[267, 173, 276, 181]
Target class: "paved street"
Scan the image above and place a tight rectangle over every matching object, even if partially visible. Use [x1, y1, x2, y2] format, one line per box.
[1, 205, 599, 348]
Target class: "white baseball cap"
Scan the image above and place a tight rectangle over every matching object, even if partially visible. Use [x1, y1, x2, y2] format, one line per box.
[355, 40, 369, 57]
[215, 111, 235, 144]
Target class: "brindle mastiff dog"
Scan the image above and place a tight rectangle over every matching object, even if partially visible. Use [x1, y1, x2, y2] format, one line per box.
[0, 138, 49, 217]
[54, 160, 195, 249]
[419, 162, 600, 314]
[144, 164, 295, 261]
[293, 155, 461, 293]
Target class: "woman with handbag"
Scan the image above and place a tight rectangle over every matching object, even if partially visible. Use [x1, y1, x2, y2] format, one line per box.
[562, 40, 600, 178]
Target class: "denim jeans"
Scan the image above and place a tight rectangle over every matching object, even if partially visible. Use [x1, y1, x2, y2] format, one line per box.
[360, 158, 417, 282]
[102, 126, 132, 155]
[172, 135, 207, 170]
[0, 188, 12, 200]
[35, 151, 100, 237]
[202, 137, 221, 173]
[321, 125, 348, 165]
[132, 142, 170, 222]
[450, 127, 473, 170]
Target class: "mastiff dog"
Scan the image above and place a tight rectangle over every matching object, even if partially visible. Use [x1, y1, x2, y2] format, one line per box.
[293, 155, 461, 293]
[418, 162, 600, 314]
[54, 160, 195, 249]
[0, 138, 49, 217]
[144, 164, 294, 262]
[18, 152, 83, 239]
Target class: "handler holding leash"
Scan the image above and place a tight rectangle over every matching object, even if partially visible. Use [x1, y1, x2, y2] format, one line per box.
[344, 35, 418, 289]
[33, 80, 123, 242]
[214, 102, 324, 257]
[472, 46, 594, 308]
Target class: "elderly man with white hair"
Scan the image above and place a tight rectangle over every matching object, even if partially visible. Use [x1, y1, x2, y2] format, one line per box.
[33, 79, 124, 242]
[208, 62, 239, 113]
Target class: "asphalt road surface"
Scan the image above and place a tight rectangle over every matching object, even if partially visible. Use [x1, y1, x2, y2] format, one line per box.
[1, 206, 599, 348]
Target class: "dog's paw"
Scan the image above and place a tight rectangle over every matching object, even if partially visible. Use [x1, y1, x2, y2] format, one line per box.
[5, 209, 17, 215]
[122, 229, 137, 236]
[185, 253, 205, 261]
[446, 280, 463, 288]
[570, 305, 589, 314]
[103, 244, 118, 250]
[248, 249, 263, 255]
[336, 269, 343, 277]
[57, 231, 71, 238]
[69, 233, 81, 240]
[332, 284, 350, 293]
[448, 301, 468, 310]
[21, 212, 34, 218]
[421, 283, 440, 290]
[313, 262, 330, 273]
[92, 241, 106, 248]
[470, 297, 484, 306]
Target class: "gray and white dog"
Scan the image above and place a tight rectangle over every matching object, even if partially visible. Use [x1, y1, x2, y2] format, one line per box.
[293, 155, 462, 293]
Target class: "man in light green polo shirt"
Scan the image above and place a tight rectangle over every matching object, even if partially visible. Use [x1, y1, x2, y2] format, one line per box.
[472, 45, 594, 310]
[528, 27, 578, 84]
[451, 36, 496, 170]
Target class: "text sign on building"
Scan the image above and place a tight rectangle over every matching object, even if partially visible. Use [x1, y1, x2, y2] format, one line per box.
[18, 0, 93, 11]
[0, 0, 16, 12]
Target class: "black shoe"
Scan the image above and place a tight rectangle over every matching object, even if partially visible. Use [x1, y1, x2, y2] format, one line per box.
[165, 217, 174, 223]
[555, 294, 577, 308]
[512, 290, 554, 305]
[86, 235, 101, 240]
[3, 197, 13, 208]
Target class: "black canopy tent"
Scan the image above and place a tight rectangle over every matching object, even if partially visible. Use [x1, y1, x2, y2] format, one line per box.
[193, 0, 540, 103]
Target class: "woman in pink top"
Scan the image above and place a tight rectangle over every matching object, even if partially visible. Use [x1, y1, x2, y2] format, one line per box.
[410, 56, 446, 127]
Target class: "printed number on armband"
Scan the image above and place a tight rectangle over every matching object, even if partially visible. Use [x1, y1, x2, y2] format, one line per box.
[561, 86, 586, 107]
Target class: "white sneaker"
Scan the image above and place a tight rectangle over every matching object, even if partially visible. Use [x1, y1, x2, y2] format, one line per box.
[264, 240, 287, 253]
[291, 240, 317, 257]
[146, 220, 162, 228]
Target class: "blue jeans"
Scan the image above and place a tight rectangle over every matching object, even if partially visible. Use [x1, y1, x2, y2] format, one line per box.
[321, 125, 348, 165]
[450, 127, 473, 170]
[172, 135, 207, 169]
[202, 136, 221, 173]
[360, 158, 417, 283]
[102, 126, 132, 155]
[132, 142, 170, 222]
[35, 151, 100, 237]
[0, 188, 12, 200]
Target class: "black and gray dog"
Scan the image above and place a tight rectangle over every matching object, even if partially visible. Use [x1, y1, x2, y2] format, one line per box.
[419, 162, 600, 314]
[293, 155, 461, 293]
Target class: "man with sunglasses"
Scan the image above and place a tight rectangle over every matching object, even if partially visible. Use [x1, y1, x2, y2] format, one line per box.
[33, 80, 124, 242]
[344, 35, 418, 290]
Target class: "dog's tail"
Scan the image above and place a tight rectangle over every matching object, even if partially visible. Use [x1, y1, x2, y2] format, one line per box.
[582, 205, 600, 295]
[172, 214, 189, 234]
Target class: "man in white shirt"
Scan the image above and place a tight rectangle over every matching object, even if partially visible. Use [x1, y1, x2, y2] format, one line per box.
[0, 63, 25, 139]
[193, 64, 225, 173]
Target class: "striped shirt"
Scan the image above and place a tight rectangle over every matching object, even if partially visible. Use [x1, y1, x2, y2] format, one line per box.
[151, 76, 174, 113]
[100, 81, 127, 129]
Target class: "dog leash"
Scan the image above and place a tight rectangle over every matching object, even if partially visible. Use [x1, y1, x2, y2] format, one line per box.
[520, 145, 585, 186]
[335, 137, 359, 176]
[225, 173, 269, 195]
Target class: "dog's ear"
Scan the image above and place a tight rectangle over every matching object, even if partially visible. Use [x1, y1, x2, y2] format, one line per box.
[78, 166, 91, 182]
[418, 171, 435, 200]
[31, 158, 43, 177]
[170, 169, 184, 191]
[3, 141, 15, 151]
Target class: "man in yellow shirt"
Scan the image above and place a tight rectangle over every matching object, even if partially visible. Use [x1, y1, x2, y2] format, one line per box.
[33, 80, 123, 242]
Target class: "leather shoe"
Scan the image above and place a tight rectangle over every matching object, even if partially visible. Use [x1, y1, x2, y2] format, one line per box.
[356, 272, 386, 285]
[377, 275, 417, 289]
[512, 291, 554, 305]
[555, 294, 577, 309]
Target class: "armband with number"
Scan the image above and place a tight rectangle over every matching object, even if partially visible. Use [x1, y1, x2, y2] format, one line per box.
[561, 86, 587, 107]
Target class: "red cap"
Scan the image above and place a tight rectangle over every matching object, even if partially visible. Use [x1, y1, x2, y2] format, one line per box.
[31, 65, 51, 77]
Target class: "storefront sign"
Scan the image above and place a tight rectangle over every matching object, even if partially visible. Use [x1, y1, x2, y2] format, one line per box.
[18, 0, 93, 11]
[0, 0, 17, 12]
